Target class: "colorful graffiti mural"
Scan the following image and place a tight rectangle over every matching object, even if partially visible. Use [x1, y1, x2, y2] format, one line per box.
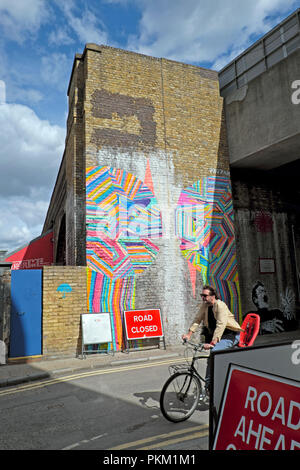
[86, 167, 241, 349]
[86, 165, 162, 350]
[175, 176, 241, 320]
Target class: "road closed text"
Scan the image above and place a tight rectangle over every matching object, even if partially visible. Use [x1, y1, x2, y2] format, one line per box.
[131, 321, 159, 335]
[124, 309, 163, 340]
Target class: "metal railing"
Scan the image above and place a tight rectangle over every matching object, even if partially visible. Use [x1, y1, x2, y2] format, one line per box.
[218, 9, 300, 97]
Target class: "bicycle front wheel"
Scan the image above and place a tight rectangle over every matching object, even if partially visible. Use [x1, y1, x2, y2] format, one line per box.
[160, 371, 201, 422]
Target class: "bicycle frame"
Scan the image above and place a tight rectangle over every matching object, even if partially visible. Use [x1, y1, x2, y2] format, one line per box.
[168, 341, 209, 388]
[160, 340, 211, 422]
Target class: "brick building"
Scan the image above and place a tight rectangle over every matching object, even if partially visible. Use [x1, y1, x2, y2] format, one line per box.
[42, 44, 240, 351]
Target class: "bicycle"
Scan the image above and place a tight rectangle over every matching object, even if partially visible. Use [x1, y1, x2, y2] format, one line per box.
[160, 340, 210, 423]
[160, 314, 261, 423]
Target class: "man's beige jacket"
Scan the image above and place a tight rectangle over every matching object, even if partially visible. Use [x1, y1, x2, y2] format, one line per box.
[189, 299, 242, 343]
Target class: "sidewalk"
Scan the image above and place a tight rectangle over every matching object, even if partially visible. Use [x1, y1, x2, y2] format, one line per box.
[0, 345, 186, 388]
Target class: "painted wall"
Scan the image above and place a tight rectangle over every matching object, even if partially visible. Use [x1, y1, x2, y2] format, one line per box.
[79, 45, 241, 348]
[86, 164, 162, 350]
[40, 44, 300, 356]
[39, 45, 241, 353]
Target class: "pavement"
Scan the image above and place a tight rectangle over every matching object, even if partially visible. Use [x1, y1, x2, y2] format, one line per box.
[0, 344, 187, 388]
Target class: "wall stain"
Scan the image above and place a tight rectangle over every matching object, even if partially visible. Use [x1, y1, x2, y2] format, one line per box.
[91, 89, 157, 149]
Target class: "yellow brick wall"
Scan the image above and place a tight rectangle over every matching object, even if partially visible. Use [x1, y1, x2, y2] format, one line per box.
[42, 44, 236, 353]
[43, 266, 87, 356]
[84, 44, 229, 183]
[80, 45, 236, 346]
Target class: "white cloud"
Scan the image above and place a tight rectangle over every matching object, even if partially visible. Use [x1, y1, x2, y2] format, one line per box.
[0, 100, 65, 251]
[0, 195, 49, 252]
[0, 0, 48, 42]
[0, 80, 5, 103]
[48, 27, 75, 46]
[126, 0, 299, 69]
[41, 53, 70, 91]
[57, 1, 108, 45]
[69, 9, 108, 44]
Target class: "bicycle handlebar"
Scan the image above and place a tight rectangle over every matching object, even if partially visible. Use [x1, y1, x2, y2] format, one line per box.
[182, 339, 206, 351]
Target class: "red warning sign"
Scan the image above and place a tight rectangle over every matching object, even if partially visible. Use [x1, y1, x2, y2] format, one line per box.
[124, 309, 163, 340]
[213, 365, 300, 450]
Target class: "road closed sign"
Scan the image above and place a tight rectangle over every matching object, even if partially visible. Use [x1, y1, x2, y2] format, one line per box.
[124, 309, 163, 340]
[213, 365, 300, 450]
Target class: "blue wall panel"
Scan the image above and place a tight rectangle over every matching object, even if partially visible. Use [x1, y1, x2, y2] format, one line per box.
[10, 270, 42, 358]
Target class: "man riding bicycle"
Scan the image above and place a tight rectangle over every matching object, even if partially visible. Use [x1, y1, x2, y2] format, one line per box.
[182, 285, 242, 390]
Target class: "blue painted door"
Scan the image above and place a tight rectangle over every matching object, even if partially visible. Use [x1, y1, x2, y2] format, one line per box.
[9, 270, 42, 358]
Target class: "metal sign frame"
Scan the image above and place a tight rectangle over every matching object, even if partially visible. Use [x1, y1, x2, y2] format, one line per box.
[81, 313, 114, 358]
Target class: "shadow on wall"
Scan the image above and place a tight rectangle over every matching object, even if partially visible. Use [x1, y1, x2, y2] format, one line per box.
[7, 296, 26, 360]
[0, 270, 12, 364]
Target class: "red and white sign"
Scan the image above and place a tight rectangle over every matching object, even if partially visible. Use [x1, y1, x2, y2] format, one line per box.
[5, 231, 53, 270]
[124, 309, 163, 340]
[213, 365, 300, 450]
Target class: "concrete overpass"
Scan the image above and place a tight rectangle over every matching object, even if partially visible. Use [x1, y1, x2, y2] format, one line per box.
[219, 9, 300, 171]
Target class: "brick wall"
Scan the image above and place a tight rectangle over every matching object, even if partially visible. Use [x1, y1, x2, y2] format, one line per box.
[43, 266, 87, 357]
[42, 44, 240, 350]
[84, 44, 228, 177]
[81, 45, 239, 347]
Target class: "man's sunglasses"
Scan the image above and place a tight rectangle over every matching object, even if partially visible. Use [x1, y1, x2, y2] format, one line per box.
[201, 294, 209, 298]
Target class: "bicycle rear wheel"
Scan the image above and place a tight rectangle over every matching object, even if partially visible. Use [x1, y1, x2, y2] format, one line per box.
[160, 371, 201, 422]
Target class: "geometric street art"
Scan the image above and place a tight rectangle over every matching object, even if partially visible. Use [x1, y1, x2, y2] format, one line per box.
[86, 166, 162, 279]
[86, 165, 162, 351]
[175, 176, 241, 321]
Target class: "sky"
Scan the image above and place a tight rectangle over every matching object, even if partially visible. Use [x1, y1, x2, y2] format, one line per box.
[0, 0, 299, 255]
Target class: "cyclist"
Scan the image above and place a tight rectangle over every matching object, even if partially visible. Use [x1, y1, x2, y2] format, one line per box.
[182, 285, 242, 390]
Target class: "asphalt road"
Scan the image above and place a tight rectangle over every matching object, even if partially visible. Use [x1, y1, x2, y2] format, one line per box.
[0, 357, 209, 452]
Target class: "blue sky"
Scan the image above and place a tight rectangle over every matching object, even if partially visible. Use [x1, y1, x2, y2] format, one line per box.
[0, 0, 299, 253]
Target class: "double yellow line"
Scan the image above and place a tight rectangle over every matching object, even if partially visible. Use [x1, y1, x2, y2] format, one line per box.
[0, 358, 209, 450]
[0, 357, 188, 396]
[109, 424, 209, 450]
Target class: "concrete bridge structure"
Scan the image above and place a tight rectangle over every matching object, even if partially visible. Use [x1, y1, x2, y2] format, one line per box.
[219, 9, 300, 330]
[219, 8, 300, 171]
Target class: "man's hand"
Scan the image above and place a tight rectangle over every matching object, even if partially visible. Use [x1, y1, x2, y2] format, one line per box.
[182, 332, 192, 342]
[203, 343, 214, 350]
